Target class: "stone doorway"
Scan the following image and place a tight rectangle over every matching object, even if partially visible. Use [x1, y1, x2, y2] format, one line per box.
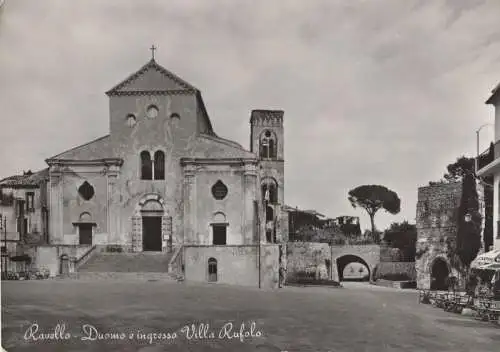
[132, 194, 172, 253]
[142, 216, 162, 251]
[430, 258, 450, 290]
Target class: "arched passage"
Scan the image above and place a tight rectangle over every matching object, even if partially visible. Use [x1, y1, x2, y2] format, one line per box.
[336, 255, 371, 282]
[430, 257, 450, 290]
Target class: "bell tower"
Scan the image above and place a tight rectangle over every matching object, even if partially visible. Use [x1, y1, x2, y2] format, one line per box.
[250, 110, 288, 244]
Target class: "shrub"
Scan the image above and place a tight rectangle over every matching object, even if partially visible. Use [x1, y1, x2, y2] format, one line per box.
[106, 245, 123, 253]
[286, 277, 341, 287]
[379, 273, 411, 281]
[294, 270, 315, 280]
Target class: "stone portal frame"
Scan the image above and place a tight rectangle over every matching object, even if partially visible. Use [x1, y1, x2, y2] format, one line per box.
[131, 193, 172, 252]
[428, 255, 452, 290]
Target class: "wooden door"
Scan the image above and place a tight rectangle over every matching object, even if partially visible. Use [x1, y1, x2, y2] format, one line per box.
[142, 217, 162, 251]
[79, 224, 93, 245]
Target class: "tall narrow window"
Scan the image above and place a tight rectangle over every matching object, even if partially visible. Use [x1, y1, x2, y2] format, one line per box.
[262, 178, 278, 204]
[154, 151, 165, 180]
[26, 192, 35, 212]
[269, 139, 275, 159]
[208, 258, 217, 282]
[140, 151, 152, 180]
[266, 206, 274, 222]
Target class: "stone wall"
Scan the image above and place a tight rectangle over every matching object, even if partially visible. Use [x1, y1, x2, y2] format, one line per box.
[183, 244, 279, 289]
[415, 182, 462, 289]
[286, 242, 331, 279]
[21, 244, 93, 277]
[286, 242, 381, 282]
[376, 262, 416, 280]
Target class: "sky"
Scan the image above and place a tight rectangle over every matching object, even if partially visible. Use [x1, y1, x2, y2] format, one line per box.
[1, 0, 500, 231]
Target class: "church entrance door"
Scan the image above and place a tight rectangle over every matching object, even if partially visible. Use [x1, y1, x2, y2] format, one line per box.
[79, 224, 93, 245]
[142, 216, 162, 251]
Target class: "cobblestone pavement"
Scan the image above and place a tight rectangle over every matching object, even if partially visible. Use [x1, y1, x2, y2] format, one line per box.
[1, 280, 499, 351]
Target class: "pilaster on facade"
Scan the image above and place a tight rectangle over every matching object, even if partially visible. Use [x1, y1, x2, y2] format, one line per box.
[107, 166, 120, 244]
[48, 168, 63, 244]
[243, 162, 258, 244]
[183, 165, 197, 245]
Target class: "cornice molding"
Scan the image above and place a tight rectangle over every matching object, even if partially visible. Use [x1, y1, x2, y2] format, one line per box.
[107, 89, 197, 97]
[46, 158, 124, 167]
[180, 158, 258, 166]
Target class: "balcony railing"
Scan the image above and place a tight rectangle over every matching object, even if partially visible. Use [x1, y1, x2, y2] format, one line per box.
[477, 141, 500, 171]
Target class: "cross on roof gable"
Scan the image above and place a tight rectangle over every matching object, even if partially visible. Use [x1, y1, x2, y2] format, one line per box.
[106, 59, 198, 96]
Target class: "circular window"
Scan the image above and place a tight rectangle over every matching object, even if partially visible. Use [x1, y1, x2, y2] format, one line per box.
[126, 114, 136, 127]
[211, 180, 228, 200]
[146, 105, 159, 119]
[78, 181, 95, 201]
[265, 130, 271, 138]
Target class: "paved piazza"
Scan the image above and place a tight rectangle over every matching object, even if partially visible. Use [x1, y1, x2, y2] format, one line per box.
[1, 280, 499, 351]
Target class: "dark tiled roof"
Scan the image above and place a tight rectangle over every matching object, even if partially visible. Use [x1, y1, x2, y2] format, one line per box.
[0, 168, 48, 188]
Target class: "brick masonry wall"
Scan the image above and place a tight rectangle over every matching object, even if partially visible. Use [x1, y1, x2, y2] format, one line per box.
[415, 182, 462, 289]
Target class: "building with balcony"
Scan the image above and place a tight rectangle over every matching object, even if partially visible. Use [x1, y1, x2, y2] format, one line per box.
[476, 83, 500, 251]
[0, 169, 49, 272]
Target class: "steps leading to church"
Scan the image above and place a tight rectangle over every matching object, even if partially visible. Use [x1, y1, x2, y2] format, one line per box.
[78, 252, 174, 273]
[61, 272, 180, 281]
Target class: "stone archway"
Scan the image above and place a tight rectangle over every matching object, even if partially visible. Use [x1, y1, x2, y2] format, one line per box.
[131, 194, 172, 252]
[336, 255, 371, 282]
[430, 257, 450, 290]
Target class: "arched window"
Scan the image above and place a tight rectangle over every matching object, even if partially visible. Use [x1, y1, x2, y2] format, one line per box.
[140, 151, 152, 180]
[260, 130, 277, 159]
[154, 151, 165, 180]
[261, 178, 278, 204]
[208, 257, 217, 282]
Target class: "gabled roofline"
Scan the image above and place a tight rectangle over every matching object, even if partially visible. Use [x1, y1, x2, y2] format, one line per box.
[196, 90, 215, 136]
[45, 135, 110, 161]
[198, 132, 251, 153]
[486, 82, 500, 105]
[105, 59, 198, 96]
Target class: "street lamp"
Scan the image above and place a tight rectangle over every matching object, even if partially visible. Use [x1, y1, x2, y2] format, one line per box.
[464, 213, 473, 223]
[475, 123, 494, 174]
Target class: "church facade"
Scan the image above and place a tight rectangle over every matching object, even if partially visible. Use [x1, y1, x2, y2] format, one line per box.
[38, 57, 287, 287]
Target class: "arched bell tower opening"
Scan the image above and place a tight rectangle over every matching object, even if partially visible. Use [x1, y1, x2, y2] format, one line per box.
[131, 194, 172, 252]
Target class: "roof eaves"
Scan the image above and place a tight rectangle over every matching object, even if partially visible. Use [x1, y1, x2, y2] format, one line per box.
[486, 82, 500, 104]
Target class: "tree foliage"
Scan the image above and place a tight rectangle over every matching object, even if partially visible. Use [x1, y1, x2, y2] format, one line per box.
[383, 221, 417, 261]
[348, 185, 401, 242]
[456, 172, 482, 271]
[443, 156, 475, 182]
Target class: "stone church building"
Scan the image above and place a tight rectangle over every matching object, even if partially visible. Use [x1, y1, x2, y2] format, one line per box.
[1, 55, 287, 288]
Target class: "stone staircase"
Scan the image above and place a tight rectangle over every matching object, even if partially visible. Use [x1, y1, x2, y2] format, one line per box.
[67, 251, 181, 281]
